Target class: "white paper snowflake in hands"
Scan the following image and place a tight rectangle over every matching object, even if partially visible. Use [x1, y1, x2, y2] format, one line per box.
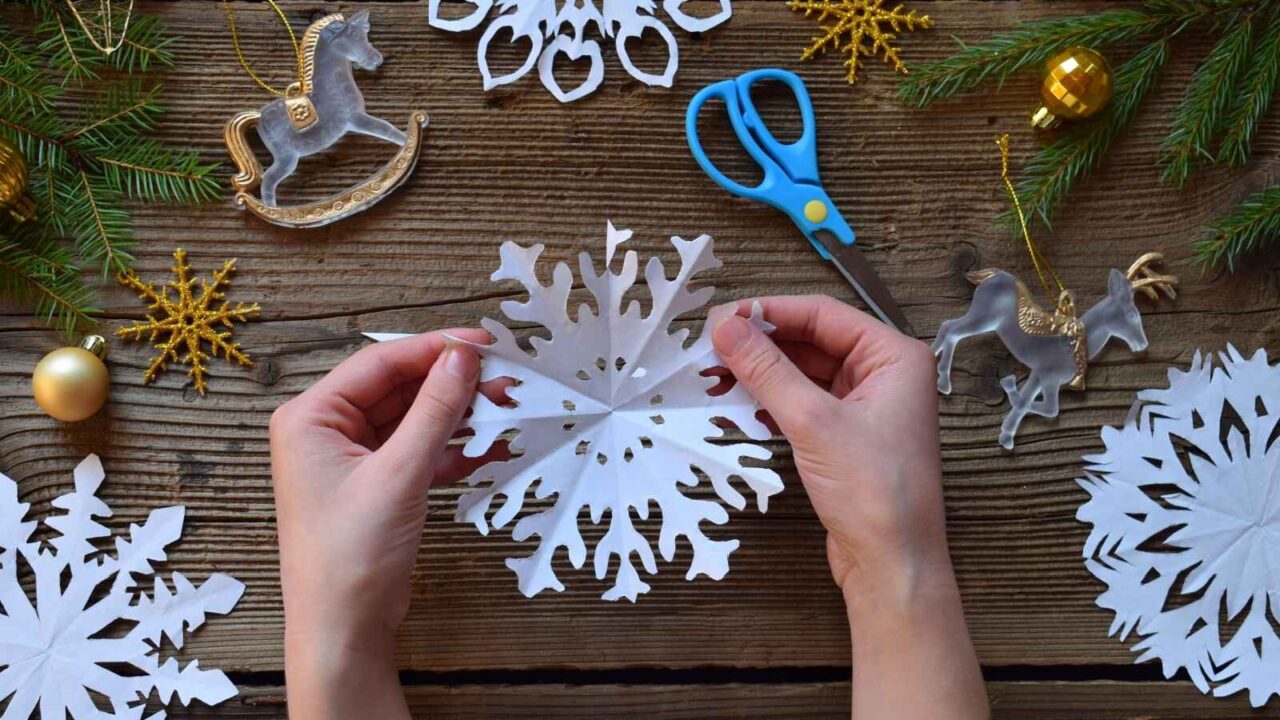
[427, 0, 731, 102]
[0, 454, 245, 718]
[1077, 346, 1280, 707]
[367, 223, 782, 601]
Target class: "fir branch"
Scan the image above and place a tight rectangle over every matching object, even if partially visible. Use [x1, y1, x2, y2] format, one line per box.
[109, 14, 174, 73]
[60, 168, 133, 274]
[0, 226, 97, 334]
[36, 8, 102, 84]
[1194, 185, 1280, 269]
[89, 138, 221, 204]
[897, 10, 1158, 107]
[68, 79, 162, 141]
[1160, 13, 1254, 186]
[1006, 40, 1170, 229]
[1218, 6, 1280, 166]
[0, 33, 57, 109]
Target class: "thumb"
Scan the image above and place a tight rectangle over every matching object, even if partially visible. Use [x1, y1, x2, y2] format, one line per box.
[377, 343, 481, 485]
[712, 314, 833, 435]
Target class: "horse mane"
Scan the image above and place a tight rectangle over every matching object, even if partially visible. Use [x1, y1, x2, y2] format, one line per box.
[299, 14, 345, 93]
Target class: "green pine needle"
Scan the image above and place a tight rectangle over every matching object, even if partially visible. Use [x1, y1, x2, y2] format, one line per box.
[0, 4, 221, 333]
[1160, 13, 1254, 186]
[897, 10, 1158, 108]
[1194, 185, 1280, 269]
[0, 224, 97, 334]
[1218, 6, 1280, 166]
[1004, 40, 1170, 230]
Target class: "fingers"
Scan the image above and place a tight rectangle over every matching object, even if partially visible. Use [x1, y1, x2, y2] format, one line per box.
[308, 329, 491, 412]
[718, 295, 931, 392]
[374, 343, 482, 487]
[711, 313, 836, 436]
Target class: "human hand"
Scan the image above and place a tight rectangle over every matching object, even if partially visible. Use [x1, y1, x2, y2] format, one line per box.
[269, 330, 497, 719]
[710, 296, 986, 719]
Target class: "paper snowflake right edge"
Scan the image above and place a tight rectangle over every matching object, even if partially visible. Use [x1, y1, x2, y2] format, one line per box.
[1076, 345, 1280, 707]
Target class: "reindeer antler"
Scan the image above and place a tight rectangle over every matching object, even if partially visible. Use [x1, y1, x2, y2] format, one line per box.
[1126, 252, 1178, 301]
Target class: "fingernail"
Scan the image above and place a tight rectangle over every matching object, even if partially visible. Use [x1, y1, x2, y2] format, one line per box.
[713, 315, 753, 356]
[441, 345, 478, 379]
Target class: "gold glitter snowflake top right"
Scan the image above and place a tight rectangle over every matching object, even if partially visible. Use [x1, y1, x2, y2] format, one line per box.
[789, 0, 933, 84]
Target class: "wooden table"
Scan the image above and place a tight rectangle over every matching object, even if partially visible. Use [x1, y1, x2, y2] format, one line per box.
[2, 1, 1278, 717]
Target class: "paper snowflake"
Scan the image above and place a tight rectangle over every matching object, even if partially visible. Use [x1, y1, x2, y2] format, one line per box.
[116, 248, 259, 395]
[0, 454, 244, 718]
[1077, 346, 1280, 707]
[427, 0, 731, 102]
[368, 222, 782, 600]
[789, 0, 932, 84]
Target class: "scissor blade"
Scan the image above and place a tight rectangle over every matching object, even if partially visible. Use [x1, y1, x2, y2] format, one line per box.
[812, 231, 915, 338]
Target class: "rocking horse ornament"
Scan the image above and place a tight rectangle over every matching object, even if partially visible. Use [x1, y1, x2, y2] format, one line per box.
[223, 10, 428, 228]
[933, 136, 1179, 449]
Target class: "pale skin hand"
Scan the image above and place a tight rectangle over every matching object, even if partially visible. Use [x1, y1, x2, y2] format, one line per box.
[710, 296, 988, 720]
[269, 298, 985, 718]
[270, 330, 495, 720]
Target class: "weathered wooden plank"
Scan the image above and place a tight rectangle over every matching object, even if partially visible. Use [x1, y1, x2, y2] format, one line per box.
[162, 681, 1280, 718]
[1, 0, 1278, 691]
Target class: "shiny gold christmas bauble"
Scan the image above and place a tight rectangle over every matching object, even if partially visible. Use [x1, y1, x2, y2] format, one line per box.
[0, 136, 35, 222]
[1031, 47, 1112, 130]
[32, 335, 110, 422]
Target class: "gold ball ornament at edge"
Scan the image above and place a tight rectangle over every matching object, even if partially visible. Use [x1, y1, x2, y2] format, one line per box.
[0, 136, 36, 222]
[1031, 47, 1113, 130]
[32, 336, 110, 422]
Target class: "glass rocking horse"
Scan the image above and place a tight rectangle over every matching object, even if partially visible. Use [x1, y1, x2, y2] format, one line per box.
[223, 10, 428, 228]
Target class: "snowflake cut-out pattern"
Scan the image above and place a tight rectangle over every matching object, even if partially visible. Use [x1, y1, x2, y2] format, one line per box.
[1077, 346, 1280, 707]
[428, 0, 731, 102]
[0, 454, 245, 718]
[789, 0, 932, 84]
[116, 249, 259, 395]
[368, 223, 783, 600]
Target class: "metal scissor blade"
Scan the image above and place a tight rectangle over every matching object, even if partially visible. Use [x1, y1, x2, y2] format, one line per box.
[812, 231, 915, 337]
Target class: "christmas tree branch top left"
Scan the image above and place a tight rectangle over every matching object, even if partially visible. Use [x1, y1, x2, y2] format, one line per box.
[0, 2, 222, 334]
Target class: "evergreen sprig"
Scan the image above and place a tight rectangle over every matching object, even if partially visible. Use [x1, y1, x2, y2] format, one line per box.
[1194, 186, 1280, 269]
[897, 0, 1280, 269]
[0, 2, 220, 333]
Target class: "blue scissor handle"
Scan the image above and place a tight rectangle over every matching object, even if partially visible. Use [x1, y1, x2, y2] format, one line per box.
[734, 68, 820, 186]
[685, 68, 855, 259]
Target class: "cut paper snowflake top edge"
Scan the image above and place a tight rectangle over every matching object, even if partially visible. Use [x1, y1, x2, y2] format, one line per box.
[367, 221, 783, 601]
[0, 454, 245, 718]
[427, 0, 732, 102]
[1076, 345, 1280, 707]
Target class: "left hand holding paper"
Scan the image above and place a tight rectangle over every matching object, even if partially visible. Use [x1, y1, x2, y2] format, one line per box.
[269, 329, 505, 719]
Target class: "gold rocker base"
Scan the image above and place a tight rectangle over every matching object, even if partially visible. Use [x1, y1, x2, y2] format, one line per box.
[232, 111, 428, 229]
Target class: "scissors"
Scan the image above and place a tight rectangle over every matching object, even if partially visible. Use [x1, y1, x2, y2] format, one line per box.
[685, 68, 914, 337]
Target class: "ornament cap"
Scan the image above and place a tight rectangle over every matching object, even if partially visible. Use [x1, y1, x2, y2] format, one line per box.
[78, 335, 108, 360]
[1030, 106, 1062, 130]
[7, 193, 35, 222]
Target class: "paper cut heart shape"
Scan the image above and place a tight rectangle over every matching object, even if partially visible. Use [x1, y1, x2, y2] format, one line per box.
[366, 222, 783, 600]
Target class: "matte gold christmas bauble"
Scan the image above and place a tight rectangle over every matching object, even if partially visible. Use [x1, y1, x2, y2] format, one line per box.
[1031, 47, 1112, 130]
[0, 136, 35, 222]
[32, 335, 110, 422]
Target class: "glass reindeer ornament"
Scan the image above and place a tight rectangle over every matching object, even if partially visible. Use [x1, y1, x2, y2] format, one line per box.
[223, 10, 428, 228]
[933, 137, 1178, 449]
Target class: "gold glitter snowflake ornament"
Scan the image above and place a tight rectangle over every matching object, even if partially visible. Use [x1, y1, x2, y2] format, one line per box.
[790, 0, 932, 84]
[116, 249, 259, 394]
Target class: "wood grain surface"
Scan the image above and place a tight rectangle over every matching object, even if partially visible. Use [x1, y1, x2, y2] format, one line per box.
[1, 0, 1278, 716]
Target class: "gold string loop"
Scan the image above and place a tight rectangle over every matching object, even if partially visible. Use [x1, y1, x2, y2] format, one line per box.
[996, 134, 1067, 305]
[222, 0, 304, 97]
[65, 0, 135, 56]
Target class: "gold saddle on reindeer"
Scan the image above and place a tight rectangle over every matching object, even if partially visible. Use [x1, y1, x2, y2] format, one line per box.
[968, 269, 1089, 390]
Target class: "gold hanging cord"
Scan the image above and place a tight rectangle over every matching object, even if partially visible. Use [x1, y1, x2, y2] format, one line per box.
[64, 0, 135, 56]
[222, 0, 304, 97]
[997, 134, 1067, 301]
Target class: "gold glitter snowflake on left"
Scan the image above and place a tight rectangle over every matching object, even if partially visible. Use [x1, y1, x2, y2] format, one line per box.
[790, 0, 932, 84]
[116, 249, 260, 394]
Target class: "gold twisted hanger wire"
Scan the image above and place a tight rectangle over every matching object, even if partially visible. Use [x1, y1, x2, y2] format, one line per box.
[222, 0, 304, 97]
[996, 134, 1066, 302]
[64, 0, 135, 56]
